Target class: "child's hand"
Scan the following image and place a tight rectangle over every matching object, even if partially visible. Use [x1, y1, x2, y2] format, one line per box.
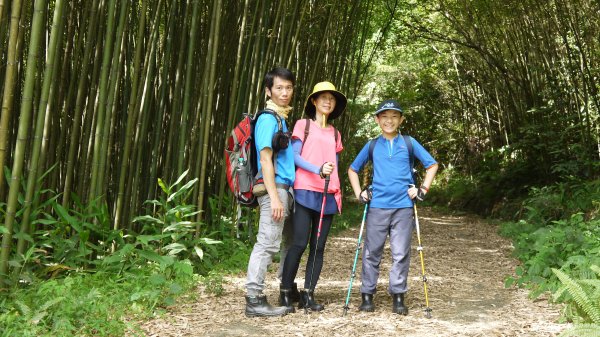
[408, 184, 427, 201]
[358, 186, 372, 204]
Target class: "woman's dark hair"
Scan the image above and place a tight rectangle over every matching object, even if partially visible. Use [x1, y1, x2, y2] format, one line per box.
[264, 67, 295, 90]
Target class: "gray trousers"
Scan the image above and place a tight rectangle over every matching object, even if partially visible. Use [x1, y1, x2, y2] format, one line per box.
[246, 187, 293, 295]
[360, 207, 415, 295]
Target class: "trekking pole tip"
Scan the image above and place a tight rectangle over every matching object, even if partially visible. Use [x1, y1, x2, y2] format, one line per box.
[425, 307, 432, 318]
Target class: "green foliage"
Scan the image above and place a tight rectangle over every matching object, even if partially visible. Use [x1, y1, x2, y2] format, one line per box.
[552, 266, 600, 337]
[6, 194, 114, 287]
[131, 170, 221, 264]
[0, 264, 196, 336]
[201, 271, 225, 296]
[332, 200, 369, 234]
[500, 180, 600, 298]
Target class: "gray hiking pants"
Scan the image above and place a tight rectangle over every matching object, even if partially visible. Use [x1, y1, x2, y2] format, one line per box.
[246, 187, 293, 296]
[360, 207, 415, 295]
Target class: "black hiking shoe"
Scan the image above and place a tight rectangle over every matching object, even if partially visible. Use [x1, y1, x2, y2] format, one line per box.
[298, 289, 324, 312]
[291, 282, 301, 303]
[392, 293, 408, 315]
[358, 293, 375, 312]
[279, 287, 296, 313]
[245, 295, 288, 317]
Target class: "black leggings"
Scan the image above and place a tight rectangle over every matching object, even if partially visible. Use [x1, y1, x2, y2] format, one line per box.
[281, 201, 333, 290]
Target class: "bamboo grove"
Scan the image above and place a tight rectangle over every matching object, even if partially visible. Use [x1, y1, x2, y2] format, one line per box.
[0, 0, 394, 283]
[394, 0, 600, 184]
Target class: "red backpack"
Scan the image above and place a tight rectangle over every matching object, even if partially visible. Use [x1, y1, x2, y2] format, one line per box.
[225, 110, 283, 207]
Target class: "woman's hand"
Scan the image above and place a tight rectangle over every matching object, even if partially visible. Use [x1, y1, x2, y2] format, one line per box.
[319, 162, 335, 178]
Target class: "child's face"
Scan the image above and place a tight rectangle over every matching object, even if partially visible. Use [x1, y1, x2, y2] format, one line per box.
[375, 110, 404, 135]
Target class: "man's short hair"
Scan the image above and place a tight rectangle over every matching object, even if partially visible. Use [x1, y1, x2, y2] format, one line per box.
[264, 67, 295, 90]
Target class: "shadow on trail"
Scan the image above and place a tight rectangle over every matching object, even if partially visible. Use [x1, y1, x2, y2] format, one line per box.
[137, 207, 567, 337]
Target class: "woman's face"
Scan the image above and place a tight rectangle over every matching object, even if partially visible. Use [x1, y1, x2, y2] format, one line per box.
[312, 92, 336, 116]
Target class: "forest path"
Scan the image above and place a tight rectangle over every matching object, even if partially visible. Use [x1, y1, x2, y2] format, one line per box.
[138, 207, 567, 336]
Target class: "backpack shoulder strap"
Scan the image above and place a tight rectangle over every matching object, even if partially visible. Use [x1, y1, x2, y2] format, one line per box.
[300, 118, 310, 155]
[253, 109, 283, 179]
[368, 135, 380, 163]
[304, 118, 310, 141]
[256, 109, 283, 132]
[402, 135, 415, 184]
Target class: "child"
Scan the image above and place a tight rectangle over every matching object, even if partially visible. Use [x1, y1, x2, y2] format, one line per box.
[347, 99, 438, 315]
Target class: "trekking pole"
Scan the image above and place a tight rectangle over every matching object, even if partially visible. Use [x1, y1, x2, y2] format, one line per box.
[342, 201, 369, 316]
[305, 175, 330, 314]
[413, 202, 432, 318]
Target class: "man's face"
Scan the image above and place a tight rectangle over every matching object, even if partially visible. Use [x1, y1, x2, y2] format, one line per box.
[375, 110, 403, 134]
[266, 76, 294, 107]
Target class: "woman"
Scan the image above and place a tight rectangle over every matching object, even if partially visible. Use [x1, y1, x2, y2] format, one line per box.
[280, 81, 346, 312]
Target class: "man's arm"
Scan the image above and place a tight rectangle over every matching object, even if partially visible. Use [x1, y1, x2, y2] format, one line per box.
[260, 147, 284, 221]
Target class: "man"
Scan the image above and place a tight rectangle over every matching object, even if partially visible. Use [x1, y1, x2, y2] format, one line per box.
[245, 67, 296, 317]
[348, 99, 438, 315]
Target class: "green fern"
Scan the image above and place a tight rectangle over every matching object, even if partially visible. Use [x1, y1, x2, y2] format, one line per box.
[553, 266, 600, 336]
[13, 300, 31, 317]
[559, 323, 600, 337]
[552, 268, 600, 323]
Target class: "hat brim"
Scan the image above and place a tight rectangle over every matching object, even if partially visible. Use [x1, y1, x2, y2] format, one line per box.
[373, 107, 403, 116]
[304, 90, 347, 120]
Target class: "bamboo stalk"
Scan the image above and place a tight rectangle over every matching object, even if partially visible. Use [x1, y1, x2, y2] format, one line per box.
[0, 0, 45, 283]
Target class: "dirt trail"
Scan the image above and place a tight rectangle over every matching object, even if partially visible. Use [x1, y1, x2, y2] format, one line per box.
[138, 207, 568, 336]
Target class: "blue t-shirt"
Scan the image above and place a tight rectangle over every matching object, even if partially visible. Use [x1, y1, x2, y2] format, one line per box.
[254, 113, 295, 186]
[350, 134, 437, 209]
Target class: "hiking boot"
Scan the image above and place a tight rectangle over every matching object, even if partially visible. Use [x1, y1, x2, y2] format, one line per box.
[291, 282, 300, 303]
[358, 293, 375, 312]
[279, 288, 296, 313]
[298, 289, 324, 312]
[245, 295, 288, 317]
[392, 293, 408, 315]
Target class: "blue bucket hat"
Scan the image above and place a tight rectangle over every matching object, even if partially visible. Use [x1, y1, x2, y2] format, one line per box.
[374, 99, 404, 115]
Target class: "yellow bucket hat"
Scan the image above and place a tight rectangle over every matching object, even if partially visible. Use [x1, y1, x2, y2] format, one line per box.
[303, 81, 347, 120]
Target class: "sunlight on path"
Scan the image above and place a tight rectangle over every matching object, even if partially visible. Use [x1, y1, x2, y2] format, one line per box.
[137, 207, 568, 337]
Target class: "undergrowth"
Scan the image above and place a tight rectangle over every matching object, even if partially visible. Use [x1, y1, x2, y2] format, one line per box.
[498, 179, 600, 334]
[0, 171, 252, 335]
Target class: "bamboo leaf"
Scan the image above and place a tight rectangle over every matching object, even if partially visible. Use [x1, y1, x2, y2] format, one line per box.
[164, 243, 187, 251]
[13, 231, 34, 243]
[194, 246, 204, 260]
[135, 234, 169, 245]
[52, 203, 82, 232]
[132, 215, 164, 224]
[163, 221, 194, 232]
[142, 200, 163, 207]
[170, 169, 189, 189]
[198, 238, 222, 245]
[158, 178, 168, 194]
[167, 178, 198, 203]
[138, 250, 166, 264]
[33, 219, 58, 225]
